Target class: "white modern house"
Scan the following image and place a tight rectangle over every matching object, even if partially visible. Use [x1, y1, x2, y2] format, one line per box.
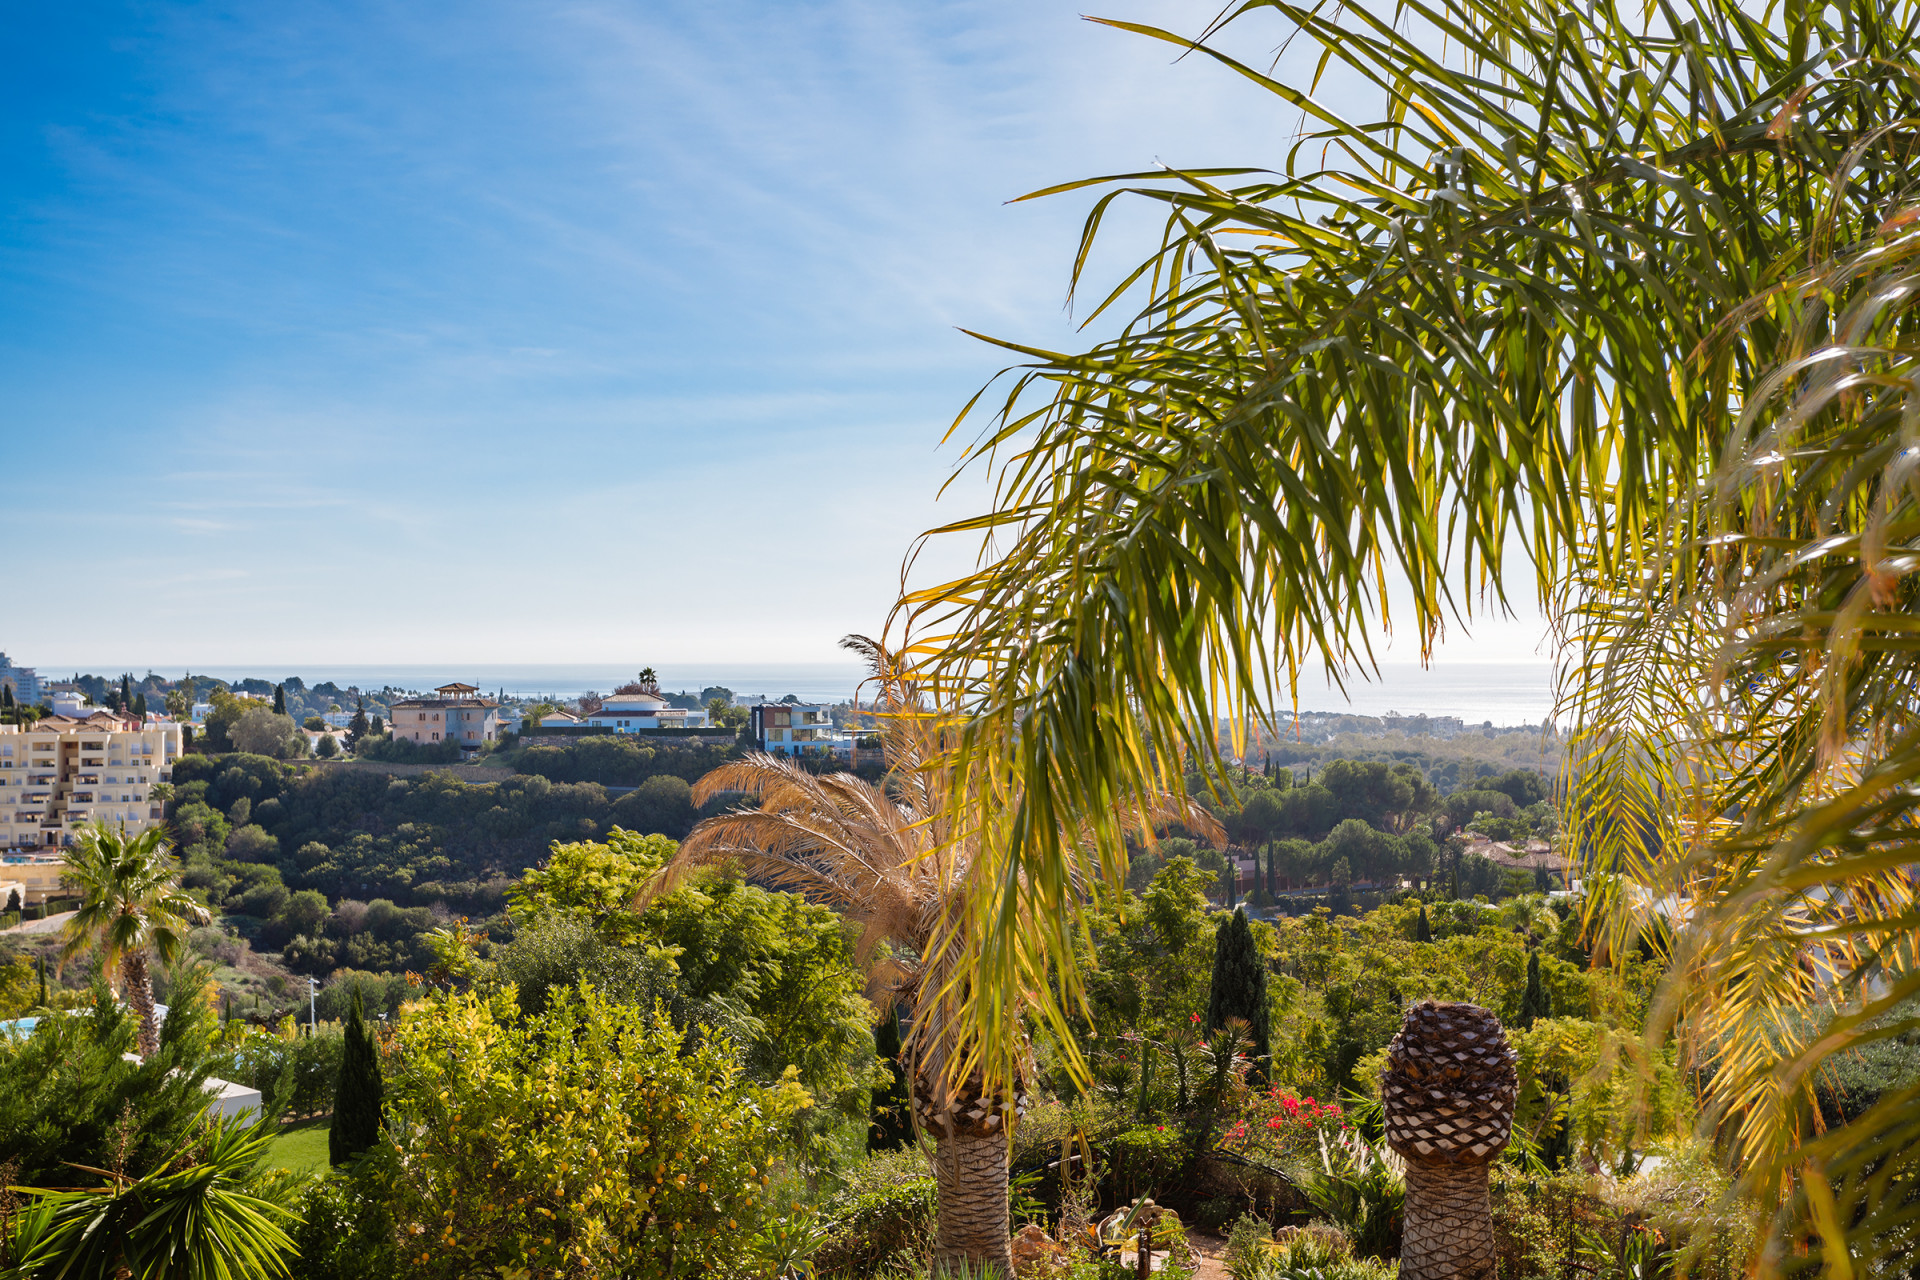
[750, 702, 850, 756]
[579, 690, 707, 732]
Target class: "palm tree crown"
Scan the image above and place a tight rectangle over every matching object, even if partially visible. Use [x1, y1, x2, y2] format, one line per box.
[657, 635, 1217, 1273]
[60, 821, 209, 1057]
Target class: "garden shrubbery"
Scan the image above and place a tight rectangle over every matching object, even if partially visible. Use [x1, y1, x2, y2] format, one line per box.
[814, 1176, 938, 1276]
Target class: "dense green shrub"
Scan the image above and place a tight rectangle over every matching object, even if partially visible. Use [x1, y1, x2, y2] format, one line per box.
[505, 737, 737, 788]
[1107, 1125, 1190, 1202]
[0, 980, 219, 1185]
[352, 732, 460, 764]
[210, 1023, 345, 1119]
[286, 1167, 395, 1280]
[370, 983, 807, 1280]
[814, 1177, 938, 1276]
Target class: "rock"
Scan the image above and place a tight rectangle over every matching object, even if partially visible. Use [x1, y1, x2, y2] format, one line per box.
[1011, 1224, 1064, 1274]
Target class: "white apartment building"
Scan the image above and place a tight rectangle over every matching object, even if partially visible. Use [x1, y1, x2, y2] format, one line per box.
[0, 713, 182, 851]
[0, 652, 40, 707]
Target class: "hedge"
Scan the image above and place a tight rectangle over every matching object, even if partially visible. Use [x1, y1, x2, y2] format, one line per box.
[814, 1178, 937, 1276]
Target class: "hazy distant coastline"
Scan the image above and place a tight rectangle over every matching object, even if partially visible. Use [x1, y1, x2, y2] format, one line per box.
[78, 659, 1555, 726]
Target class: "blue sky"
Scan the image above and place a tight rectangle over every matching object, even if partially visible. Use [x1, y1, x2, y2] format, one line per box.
[1, 0, 1548, 673]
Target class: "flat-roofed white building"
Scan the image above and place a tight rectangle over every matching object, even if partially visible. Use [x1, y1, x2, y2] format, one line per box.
[750, 702, 848, 756]
[580, 690, 707, 732]
[0, 713, 182, 852]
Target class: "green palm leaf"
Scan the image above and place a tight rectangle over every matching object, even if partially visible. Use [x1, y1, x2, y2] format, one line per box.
[897, 0, 1920, 1271]
[7, 1114, 298, 1280]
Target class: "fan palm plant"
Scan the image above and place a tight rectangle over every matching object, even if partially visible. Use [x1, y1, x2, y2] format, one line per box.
[892, 0, 1920, 1272]
[58, 821, 209, 1057]
[656, 636, 1215, 1275]
[4, 1113, 298, 1280]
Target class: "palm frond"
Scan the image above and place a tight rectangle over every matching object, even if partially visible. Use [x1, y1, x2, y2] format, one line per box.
[892, 1, 1920, 1270]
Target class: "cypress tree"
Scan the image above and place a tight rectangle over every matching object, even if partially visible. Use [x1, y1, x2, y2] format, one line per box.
[273, 684, 287, 716]
[867, 1005, 913, 1152]
[37, 955, 47, 1009]
[348, 696, 370, 749]
[1415, 903, 1433, 942]
[1205, 906, 1273, 1084]
[1517, 949, 1553, 1029]
[330, 989, 384, 1166]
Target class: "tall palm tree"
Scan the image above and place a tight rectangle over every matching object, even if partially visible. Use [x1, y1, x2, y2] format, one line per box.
[657, 636, 1215, 1275]
[60, 821, 209, 1057]
[893, 0, 1920, 1271]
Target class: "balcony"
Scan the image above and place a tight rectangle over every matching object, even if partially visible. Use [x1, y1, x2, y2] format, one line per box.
[72, 793, 93, 803]
[78, 774, 99, 785]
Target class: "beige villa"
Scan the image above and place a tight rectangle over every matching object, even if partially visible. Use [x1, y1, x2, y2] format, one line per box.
[389, 683, 501, 751]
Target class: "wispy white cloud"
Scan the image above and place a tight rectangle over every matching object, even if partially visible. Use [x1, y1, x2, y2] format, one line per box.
[2, 0, 1524, 677]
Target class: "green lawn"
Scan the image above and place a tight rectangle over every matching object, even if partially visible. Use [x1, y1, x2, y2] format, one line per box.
[264, 1119, 331, 1175]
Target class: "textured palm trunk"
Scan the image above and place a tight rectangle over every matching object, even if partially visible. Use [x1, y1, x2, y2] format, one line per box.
[932, 1129, 1012, 1276]
[122, 950, 159, 1058]
[914, 1068, 1025, 1278]
[1399, 1160, 1495, 1280]
[1382, 1003, 1516, 1280]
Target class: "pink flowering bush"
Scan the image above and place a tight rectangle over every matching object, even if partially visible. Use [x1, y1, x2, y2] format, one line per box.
[1215, 1087, 1349, 1165]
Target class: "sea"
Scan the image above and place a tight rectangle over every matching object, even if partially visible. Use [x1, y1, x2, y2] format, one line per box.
[187, 660, 1557, 726]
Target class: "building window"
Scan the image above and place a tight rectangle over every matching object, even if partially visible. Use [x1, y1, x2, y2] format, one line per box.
[431, 732, 439, 741]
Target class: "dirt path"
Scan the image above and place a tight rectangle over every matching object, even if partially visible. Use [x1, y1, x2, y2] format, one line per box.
[1186, 1228, 1232, 1279]
[0, 911, 71, 936]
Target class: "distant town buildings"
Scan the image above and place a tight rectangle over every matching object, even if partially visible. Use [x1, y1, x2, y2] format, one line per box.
[0, 653, 40, 707]
[389, 683, 500, 752]
[0, 712, 183, 851]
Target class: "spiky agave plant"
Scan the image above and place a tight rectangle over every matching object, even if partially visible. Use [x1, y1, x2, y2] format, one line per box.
[653, 636, 1217, 1276]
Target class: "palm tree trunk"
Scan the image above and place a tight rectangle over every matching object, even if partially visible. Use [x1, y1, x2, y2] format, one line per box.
[1399, 1160, 1495, 1280]
[932, 1128, 1012, 1276]
[122, 950, 159, 1058]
